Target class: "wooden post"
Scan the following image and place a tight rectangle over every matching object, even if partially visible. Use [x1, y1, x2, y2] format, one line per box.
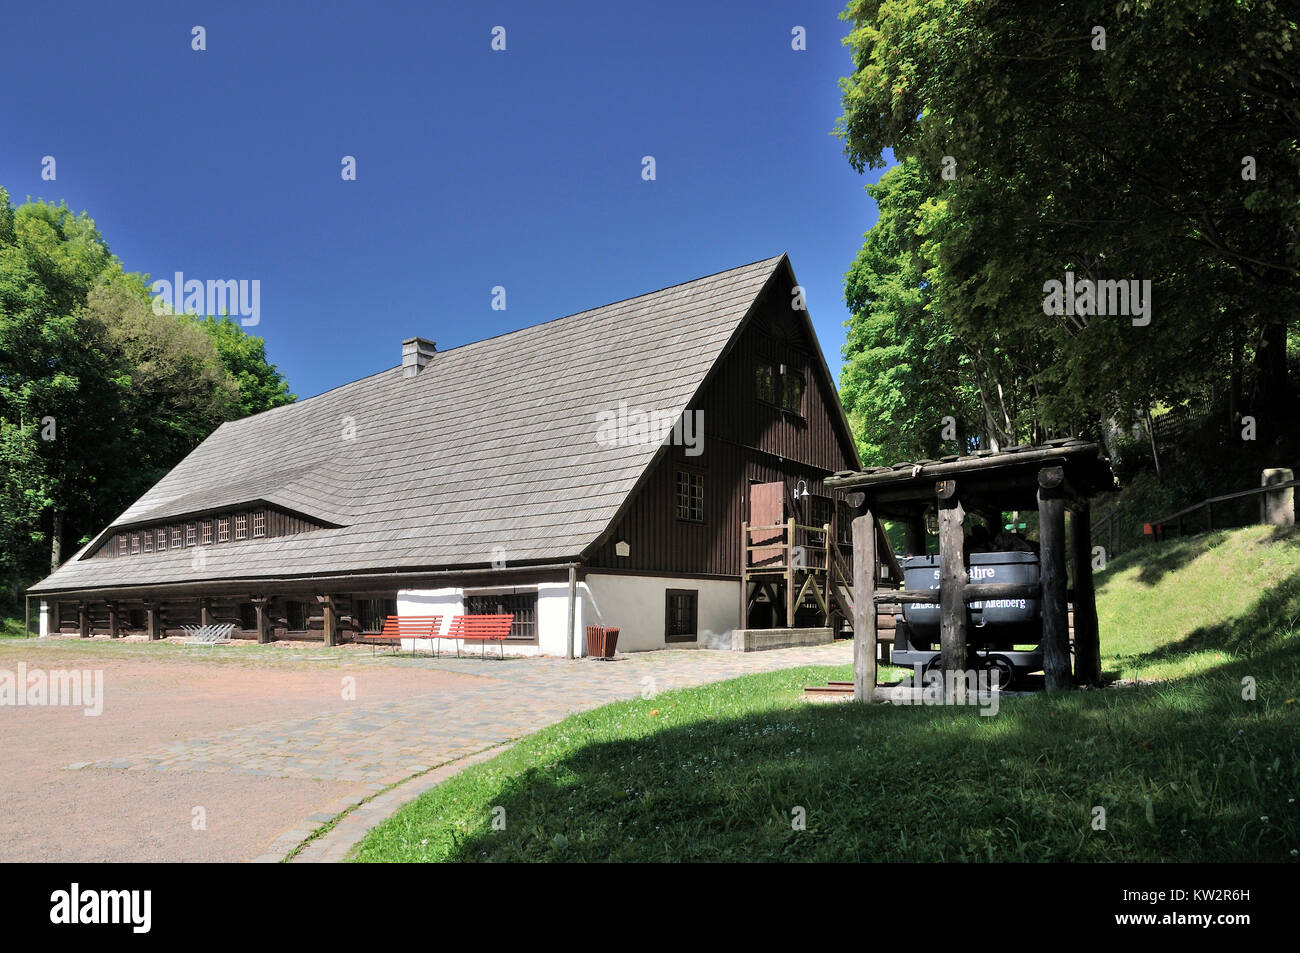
[199, 598, 211, 627]
[785, 517, 797, 627]
[566, 565, 577, 659]
[936, 480, 967, 675]
[1070, 503, 1102, 686]
[145, 601, 159, 641]
[852, 507, 878, 701]
[739, 520, 749, 631]
[252, 597, 270, 644]
[106, 601, 119, 640]
[319, 595, 337, 647]
[78, 602, 89, 639]
[1038, 466, 1070, 691]
[50, 600, 60, 634]
[822, 522, 833, 626]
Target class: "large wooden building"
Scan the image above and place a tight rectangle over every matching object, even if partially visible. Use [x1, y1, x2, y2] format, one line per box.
[29, 255, 861, 655]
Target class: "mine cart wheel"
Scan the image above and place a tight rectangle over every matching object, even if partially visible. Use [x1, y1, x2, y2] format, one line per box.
[983, 654, 1017, 691]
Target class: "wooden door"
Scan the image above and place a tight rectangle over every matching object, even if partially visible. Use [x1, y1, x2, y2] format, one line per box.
[748, 481, 786, 568]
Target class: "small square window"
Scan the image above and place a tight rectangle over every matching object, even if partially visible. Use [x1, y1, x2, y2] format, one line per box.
[234, 514, 247, 540]
[186, 523, 197, 547]
[252, 511, 266, 538]
[143, 531, 153, 553]
[201, 521, 213, 545]
[217, 518, 230, 543]
[155, 529, 166, 552]
[130, 533, 140, 554]
[171, 526, 182, 549]
[755, 362, 777, 404]
[675, 469, 704, 523]
[782, 370, 805, 414]
[118, 536, 127, 556]
[464, 592, 538, 643]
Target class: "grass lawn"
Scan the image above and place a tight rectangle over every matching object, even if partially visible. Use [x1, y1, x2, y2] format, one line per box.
[354, 525, 1300, 862]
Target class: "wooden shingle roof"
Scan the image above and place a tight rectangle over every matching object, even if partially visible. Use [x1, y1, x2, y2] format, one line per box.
[31, 255, 787, 594]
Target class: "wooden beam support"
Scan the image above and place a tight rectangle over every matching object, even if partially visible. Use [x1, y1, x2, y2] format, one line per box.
[936, 482, 967, 676]
[877, 582, 1041, 604]
[318, 594, 337, 647]
[566, 566, 577, 659]
[106, 601, 119, 640]
[199, 598, 211, 628]
[145, 601, 159, 641]
[78, 602, 89, 639]
[785, 517, 796, 627]
[1038, 466, 1071, 691]
[851, 508, 878, 701]
[1070, 503, 1102, 686]
[252, 596, 270, 645]
[739, 521, 749, 630]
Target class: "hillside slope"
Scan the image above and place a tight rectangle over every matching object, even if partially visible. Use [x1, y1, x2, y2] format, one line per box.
[1097, 524, 1300, 682]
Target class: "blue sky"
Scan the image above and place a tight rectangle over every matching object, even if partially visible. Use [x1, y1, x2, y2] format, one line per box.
[1, 1, 886, 400]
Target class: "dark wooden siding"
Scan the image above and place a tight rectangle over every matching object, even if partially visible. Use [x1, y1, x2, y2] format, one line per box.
[56, 590, 403, 642]
[90, 506, 329, 560]
[585, 271, 857, 576]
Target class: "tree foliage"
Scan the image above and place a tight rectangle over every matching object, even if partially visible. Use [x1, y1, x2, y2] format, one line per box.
[0, 188, 295, 601]
[836, 0, 1299, 463]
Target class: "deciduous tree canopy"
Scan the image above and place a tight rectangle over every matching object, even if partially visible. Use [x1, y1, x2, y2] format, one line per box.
[0, 188, 295, 602]
[836, 0, 1298, 464]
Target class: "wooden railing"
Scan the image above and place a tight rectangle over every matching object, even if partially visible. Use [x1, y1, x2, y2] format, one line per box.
[1150, 477, 1299, 538]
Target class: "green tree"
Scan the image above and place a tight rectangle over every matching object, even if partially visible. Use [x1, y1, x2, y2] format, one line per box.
[197, 315, 294, 417]
[841, 159, 1045, 463]
[836, 0, 1299, 452]
[0, 188, 297, 602]
[0, 191, 119, 589]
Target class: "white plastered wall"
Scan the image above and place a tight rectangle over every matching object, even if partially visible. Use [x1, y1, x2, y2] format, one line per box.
[582, 573, 739, 653]
[398, 574, 739, 657]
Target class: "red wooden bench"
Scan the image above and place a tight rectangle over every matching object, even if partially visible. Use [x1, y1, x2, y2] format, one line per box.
[359, 615, 442, 655]
[441, 614, 514, 657]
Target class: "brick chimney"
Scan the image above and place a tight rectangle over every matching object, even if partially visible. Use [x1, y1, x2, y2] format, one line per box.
[401, 337, 436, 378]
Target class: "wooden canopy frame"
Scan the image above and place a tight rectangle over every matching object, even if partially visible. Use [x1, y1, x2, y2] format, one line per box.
[824, 439, 1117, 700]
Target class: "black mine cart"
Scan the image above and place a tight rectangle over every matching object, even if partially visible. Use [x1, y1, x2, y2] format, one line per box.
[824, 439, 1117, 701]
[892, 551, 1043, 690]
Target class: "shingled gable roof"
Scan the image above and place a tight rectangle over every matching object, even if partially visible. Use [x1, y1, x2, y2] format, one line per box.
[33, 253, 850, 595]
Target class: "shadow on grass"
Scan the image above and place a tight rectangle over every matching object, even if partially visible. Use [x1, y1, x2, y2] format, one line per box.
[1123, 532, 1229, 586]
[1125, 565, 1300, 667]
[399, 641, 1298, 864]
